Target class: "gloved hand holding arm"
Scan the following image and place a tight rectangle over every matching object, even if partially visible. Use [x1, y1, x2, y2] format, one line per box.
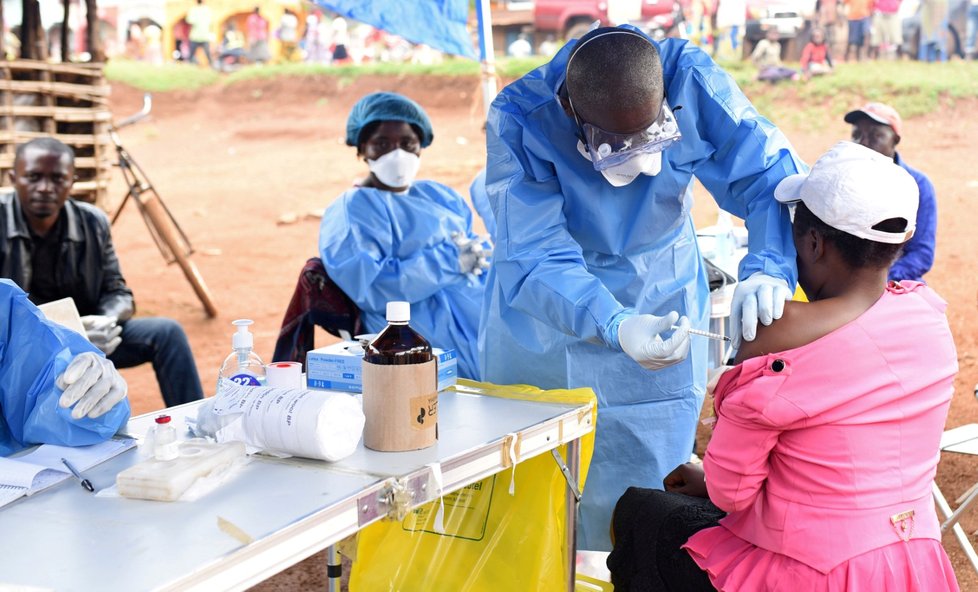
[56, 352, 128, 419]
[729, 273, 792, 349]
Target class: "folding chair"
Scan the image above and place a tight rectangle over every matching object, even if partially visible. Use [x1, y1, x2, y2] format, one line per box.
[933, 422, 978, 575]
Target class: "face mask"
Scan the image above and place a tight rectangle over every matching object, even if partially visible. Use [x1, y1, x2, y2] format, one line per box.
[577, 140, 662, 187]
[368, 149, 421, 189]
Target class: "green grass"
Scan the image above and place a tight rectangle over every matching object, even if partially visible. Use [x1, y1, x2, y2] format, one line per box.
[717, 58, 978, 129]
[106, 56, 550, 90]
[104, 60, 221, 92]
[106, 56, 978, 123]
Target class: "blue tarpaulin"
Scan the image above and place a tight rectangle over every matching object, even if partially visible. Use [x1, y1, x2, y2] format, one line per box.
[314, 0, 477, 59]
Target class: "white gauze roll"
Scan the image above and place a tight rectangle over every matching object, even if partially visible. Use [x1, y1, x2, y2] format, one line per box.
[213, 384, 364, 462]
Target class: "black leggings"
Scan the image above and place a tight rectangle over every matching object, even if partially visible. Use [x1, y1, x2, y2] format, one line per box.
[607, 488, 725, 592]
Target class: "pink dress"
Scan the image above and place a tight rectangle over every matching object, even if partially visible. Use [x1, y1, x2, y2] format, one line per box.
[684, 282, 960, 591]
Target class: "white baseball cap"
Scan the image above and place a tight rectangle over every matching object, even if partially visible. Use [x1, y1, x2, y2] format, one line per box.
[774, 141, 918, 244]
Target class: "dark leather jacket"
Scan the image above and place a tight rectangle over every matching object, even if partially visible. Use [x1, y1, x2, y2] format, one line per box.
[0, 191, 134, 320]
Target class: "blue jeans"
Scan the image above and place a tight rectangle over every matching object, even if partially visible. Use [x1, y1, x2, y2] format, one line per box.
[109, 318, 204, 407]
[967, 4, 978, 56]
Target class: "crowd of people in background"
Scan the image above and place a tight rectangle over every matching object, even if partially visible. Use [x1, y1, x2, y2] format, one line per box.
[109, 0, 978, 74]
[122, 3, 447, 70]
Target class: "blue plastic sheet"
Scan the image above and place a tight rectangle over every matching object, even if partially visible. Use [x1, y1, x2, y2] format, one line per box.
[314, 0, 477, 59]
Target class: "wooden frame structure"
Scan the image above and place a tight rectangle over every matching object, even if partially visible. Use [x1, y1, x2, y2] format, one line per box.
[0, 2, 109, 204]
[0, 60, 112, 205]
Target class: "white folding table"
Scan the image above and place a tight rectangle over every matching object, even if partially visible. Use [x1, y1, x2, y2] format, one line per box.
[0, 384, 593, 591]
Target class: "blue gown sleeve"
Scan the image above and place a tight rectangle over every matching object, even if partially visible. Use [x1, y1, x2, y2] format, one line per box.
[486, 105, 629, 349]
[889, 173, 936, 282]
[0, 280, 130, 456]
[318, 186, 470, 313]
[670, 50, 805, 286]
[469, 168, 497, 240]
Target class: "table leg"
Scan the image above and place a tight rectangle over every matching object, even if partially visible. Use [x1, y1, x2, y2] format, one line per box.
[565, 438, 581, 592]
[326, 544, 341, 592]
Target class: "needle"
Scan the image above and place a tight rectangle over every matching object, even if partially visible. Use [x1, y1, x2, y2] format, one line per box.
[672, 325, 730, 342]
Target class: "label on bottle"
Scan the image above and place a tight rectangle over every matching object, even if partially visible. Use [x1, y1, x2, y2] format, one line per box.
[409, 392, 439, 430]
[228, 372, 261, 386]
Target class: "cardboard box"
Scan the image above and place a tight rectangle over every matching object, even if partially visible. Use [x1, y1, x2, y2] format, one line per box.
[306, 342, 457, 393]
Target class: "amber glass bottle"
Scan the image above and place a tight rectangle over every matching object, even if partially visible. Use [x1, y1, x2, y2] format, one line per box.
[362, 301, 438, 451]
[364, 303, 433, 365]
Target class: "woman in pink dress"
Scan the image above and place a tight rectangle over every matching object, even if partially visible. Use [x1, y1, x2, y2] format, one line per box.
[607, 141, 960, 591]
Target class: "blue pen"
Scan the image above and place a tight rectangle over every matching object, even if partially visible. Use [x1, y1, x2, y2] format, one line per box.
[61, 458, 95, 493]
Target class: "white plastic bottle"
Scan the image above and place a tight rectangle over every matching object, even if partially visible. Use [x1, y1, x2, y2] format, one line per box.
[153, 415, 179, 461]
[217, 319, 267, 393]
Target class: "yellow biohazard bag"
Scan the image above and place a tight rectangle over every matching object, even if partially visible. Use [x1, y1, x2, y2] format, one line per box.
[350, 379, 596, 592]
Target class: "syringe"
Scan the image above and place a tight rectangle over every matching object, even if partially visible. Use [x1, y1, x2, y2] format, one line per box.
[672, 325, 730, 342]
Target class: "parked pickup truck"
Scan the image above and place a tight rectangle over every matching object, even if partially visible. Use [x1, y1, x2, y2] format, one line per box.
[742, 0, 816, 59]
[533, 0, 676, 40]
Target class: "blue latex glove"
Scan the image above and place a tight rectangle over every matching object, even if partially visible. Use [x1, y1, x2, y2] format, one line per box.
[618, 312, 691, 371]
[730, 273, 792, 349]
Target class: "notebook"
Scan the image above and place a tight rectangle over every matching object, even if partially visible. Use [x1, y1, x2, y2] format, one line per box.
[0, 437, 136, 508]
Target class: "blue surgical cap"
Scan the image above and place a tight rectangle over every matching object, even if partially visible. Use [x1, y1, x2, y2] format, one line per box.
[345, 92, 434, 148]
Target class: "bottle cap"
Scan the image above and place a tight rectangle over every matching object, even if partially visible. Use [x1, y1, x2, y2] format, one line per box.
[386, 301, 410, 323]
[231, 319, 254, 349]
[155, 415, 171, 424]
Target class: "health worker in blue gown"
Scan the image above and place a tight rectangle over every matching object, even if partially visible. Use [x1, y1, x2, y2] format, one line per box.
[319, 92, 489, 379]
[0, 279, 130, 456]
[480, 26, 806, 551]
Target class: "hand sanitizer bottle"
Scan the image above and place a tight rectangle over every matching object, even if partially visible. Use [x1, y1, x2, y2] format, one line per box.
[217, 319, 266, 393]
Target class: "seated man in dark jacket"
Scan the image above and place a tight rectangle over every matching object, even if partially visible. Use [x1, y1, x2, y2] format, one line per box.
[0, 137, 203, 408]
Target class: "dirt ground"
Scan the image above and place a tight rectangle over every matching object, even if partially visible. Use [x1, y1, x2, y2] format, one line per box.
[104, 75, 978, 589]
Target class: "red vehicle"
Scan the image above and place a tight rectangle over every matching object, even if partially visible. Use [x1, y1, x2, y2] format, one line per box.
[533, 0, 678, 40]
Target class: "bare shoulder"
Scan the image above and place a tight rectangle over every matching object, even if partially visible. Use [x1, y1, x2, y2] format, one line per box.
[734, 300, 834, 363]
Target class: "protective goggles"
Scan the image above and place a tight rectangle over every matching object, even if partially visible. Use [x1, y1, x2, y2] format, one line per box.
[571, 99, 682, 171]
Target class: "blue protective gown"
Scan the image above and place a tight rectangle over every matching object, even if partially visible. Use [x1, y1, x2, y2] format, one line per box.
[480, 33, 805, 551]
[0, 280, 131, 456]
[468, 168, 497, 240]
[319, 181, 487, 379]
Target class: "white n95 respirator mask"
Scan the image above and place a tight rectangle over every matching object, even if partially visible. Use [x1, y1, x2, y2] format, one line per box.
[368, 149, 421, 189]
[577, 140, 662, 187]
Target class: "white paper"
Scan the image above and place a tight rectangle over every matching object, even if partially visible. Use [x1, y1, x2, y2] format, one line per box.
[0, 438, 136, 506]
